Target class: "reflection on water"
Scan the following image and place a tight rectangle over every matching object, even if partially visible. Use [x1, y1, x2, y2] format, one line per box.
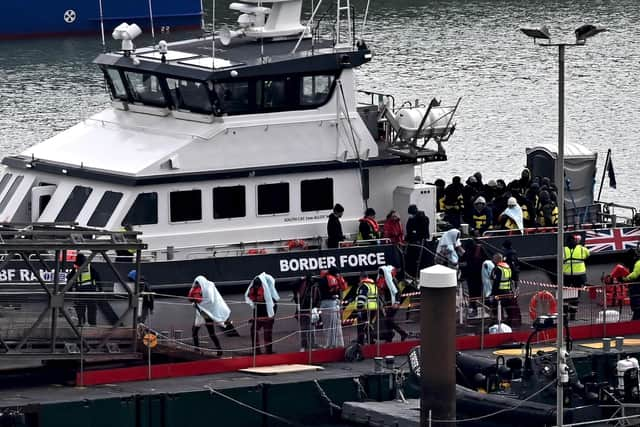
[1, 0, 639, 202]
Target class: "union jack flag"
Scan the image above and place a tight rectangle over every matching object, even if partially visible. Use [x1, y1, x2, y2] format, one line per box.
[585, 227, 640, 253]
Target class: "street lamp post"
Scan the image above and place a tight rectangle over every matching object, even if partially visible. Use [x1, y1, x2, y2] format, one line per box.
[519, 23, 607, 427]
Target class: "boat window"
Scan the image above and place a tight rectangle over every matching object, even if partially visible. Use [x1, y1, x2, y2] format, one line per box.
[122, 192, 158, 226]
[213, 81, 249, 115]
[0, 173, 13, 198]
[88, 191, 123, 227]
[256, 79, 287, 109]
[170, 189, 202, 222]
[56, 185, 93, 222]
[301, 178, 333, 212]
[0, 175, 23, 214]
[166, 78, 214, 114]
[38, 195, 52, 217]
[301, 75, 335, 106]
[123, 71, 166, 107]
[105, 68, 128, 101]
[213, 186, 245, 219]
[257, 183, 289, 215]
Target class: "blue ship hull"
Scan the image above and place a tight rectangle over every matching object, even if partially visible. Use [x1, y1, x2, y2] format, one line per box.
[1, 0, 202, 39]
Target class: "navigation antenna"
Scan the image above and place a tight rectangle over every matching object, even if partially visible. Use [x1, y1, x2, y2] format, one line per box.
[98, 0, 106, 52]
[147, 0, 156, 44]
[211, 0, 215, 69]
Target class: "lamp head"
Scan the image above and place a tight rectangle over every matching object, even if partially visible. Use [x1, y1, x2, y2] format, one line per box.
[520, 25, 551, 41]
[574, 24, 607, 44]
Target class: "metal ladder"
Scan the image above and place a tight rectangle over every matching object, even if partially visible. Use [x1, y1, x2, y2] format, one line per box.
[335, 0, 352, 46]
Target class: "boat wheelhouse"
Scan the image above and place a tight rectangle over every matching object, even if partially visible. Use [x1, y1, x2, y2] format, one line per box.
[0, 0, 459, 288]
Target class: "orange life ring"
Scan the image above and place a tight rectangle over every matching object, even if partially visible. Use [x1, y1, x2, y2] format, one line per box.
[529, 290, 558, 320]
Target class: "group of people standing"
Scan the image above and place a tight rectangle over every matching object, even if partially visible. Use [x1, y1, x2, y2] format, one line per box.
[327, 203, 430, 248]
[435, 169, 560, 235]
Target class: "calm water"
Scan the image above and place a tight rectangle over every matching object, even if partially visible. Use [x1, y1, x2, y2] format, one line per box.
[1, 0, 638, 204]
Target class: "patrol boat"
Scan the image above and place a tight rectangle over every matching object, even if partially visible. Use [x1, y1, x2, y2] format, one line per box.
[0, 0, 460, 290]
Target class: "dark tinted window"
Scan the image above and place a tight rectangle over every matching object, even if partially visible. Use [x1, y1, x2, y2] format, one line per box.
[170, 190, 202, 222]
[257, 79, 287, 109]
[38, 195, 52, 217]
[55, 186, 92, 222]
[301, 75, 335, 106]
[214, 81, 249, 115]
[0, 175, 22, 213]
[213, 186, 245, 219]
[88, 191, 123, 227]
[0, 174, 13, 197]
[166, 78, 213, 114]
[123, 71, 166, 106]
[106, 68, 128, 100]
[301, 178, 333, 211]
[122, 192, 158, 225]
[257, 183, 289, 215]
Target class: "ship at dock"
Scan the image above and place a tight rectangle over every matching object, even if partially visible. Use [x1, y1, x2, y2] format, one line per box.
[0, 0, 203, 40]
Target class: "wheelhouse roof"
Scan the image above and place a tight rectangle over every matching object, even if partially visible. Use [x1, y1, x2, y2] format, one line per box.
[94, 36, 372, 81]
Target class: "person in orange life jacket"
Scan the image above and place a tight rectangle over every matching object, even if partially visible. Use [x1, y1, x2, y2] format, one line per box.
[188, 276, 227, 356]
[383, 210, 404, 244]
[355, 271, 380, 345]
[358, 208, 380, 241]
[245, 272, 279, 354]
[318, 267, 347, 348]
[376, 266, 408, 342]
[72, 253, 101, 326]
[490, 253, 521, 327]
[327, 204, 345, 248]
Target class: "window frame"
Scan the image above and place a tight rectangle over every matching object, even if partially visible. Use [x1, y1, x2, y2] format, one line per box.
[166, 78, 216, 115]
[55, 185, 93, 222]
[122, 70, 169, 108]
[256, 182, 290, 216]
[103, 68, 130, 101]
[0, 175, 22, 214]
[169, 189, 203, 223]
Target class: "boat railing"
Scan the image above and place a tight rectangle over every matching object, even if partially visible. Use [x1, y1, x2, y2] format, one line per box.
[311, 2, 357, 50]
[339, 238, 392, 248]
[598, 202, 638, 226]
[357, 90, 395, 111]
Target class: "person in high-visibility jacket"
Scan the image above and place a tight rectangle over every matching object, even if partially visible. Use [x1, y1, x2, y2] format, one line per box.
[355, 272, 380, 345]
[72, 253, 101, 326]
[490, 253, 521, 327]
[622, 244, 640, 320]
[358, 208, 380, 241]
[563, 234, 589, 320]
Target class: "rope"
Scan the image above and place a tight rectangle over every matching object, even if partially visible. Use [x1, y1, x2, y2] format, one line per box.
[313, 379, 341, 416]
[204, 385, 303, 426]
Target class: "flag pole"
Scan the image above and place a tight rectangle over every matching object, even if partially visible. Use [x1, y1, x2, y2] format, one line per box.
[597, 148, 611, 201]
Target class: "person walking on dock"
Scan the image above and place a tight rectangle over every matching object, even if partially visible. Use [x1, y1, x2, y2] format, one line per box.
[563, 234, 589, 320]
[245, 272, 279, 354]
[188, 276, 228, 356]
[293, 275, 321, 351]
[376, 266, 408, 342]
[327, 204, 345, 248]
[490, 253, 521, 327]
[318, 267, 347, 348]
[355, 272, 380, 345]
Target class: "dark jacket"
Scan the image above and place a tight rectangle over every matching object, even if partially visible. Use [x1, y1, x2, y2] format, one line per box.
[406, 211, 430, 243]
[503, 247, 520, 283]
[327, 213, 345, 248]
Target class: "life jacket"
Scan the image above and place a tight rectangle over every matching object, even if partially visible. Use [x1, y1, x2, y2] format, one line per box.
[248, 285, 266, 303]
[356, 279, 378, 311]
[357, 216, 380, 240]
[188, 286, 203, 303]
[505, 217, 519, 230]
[497, 262, 513, 291]
[438, 196, 446, 212]
[76, 265, 95, 288]
[326, 273, 347, 293]
[563, 245, 588, 275]
[472, 211, 488, 231]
